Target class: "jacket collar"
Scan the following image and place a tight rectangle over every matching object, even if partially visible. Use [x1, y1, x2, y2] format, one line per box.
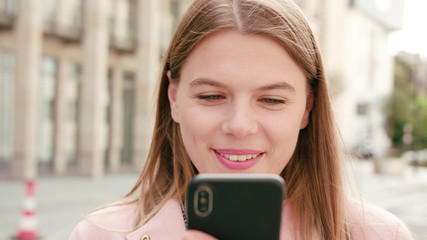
[125, 198, 186, 240]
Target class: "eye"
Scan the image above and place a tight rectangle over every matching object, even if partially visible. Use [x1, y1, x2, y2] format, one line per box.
[259, 98, 286, 104]
[197, 95, 225, 101]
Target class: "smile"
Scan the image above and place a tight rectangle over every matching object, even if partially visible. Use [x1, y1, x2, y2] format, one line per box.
[214, 149, 263, 170]
[218, 153, 260, 161]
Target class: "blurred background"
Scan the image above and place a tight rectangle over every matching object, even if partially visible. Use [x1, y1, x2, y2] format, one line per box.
[0, 0, 426, 239]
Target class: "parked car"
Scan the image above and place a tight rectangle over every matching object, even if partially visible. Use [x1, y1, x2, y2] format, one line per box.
[353, 141, 374, 159]
[402, 149, 427, 166]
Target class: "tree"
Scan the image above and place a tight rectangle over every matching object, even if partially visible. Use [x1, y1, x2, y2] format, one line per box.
[412, 96, 427, 149]
[385, 54, 427, 152]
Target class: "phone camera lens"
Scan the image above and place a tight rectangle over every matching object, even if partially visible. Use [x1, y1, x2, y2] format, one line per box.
[194, 186, 213, 216]
[198, 190, 209, 212]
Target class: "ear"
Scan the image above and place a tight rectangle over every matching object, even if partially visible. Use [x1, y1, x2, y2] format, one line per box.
[167, 71, 180, 123]
[300, 92, 313, 129]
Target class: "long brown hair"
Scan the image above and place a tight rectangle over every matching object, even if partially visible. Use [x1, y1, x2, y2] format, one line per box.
[126, 0, 348, 239]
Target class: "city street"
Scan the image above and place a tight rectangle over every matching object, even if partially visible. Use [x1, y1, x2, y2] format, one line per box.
[1, 160, 426, 240]
[346, 160, 427, 239]
[1, 173, 138, 240]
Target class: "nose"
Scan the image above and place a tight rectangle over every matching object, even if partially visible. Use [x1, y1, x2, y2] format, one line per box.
[221, 101, 258, 138]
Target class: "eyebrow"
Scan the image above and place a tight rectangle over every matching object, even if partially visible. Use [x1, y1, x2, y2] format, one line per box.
[189, 78, 227, 88]
[258, 82, 296, 92]
[189, 77, 296, 92]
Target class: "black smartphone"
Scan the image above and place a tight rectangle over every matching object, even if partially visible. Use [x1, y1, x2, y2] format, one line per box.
[186, 174, 285, 240]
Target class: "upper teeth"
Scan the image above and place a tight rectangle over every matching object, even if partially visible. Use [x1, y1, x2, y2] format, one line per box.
[220, 153, 259, 161]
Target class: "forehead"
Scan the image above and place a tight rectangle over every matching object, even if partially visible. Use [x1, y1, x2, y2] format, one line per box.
[180, 30, 307, 90]
[188, 30, 290, 64]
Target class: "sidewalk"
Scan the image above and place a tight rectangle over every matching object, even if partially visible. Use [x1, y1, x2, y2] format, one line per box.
[1, 161, 426, 240]
[347, 160, 427, 239]
[0, 173, 138, 240]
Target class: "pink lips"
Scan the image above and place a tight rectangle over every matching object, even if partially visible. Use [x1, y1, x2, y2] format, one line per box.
[214, 149, 263, 170]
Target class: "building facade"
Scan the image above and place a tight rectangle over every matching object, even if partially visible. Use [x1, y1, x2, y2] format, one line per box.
[0, 0, 194, 179]
[296, 0, 405, 158]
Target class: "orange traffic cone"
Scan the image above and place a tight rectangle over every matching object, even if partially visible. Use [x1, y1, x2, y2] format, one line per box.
[12, 179, 40, 240]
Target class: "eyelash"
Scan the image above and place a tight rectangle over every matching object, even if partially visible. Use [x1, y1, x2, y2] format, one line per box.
[197, 95, 225, 100]
[197, 95, 286, 105]
[260, 98, 286, 104]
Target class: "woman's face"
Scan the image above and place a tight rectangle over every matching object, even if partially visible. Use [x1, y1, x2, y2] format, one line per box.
[168, 30, 312, 174]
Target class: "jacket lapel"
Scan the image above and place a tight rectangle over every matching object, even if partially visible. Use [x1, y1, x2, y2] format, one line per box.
[125, 199, 186, 240]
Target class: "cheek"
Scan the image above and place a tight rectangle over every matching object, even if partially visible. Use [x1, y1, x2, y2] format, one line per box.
[269, 123, 300, 152]
[264, 113, 302, 161]
[180, 107, 219, 137]
[270, 126, 300, 174]
[178, 108, 220, 152]
[178, 108, 222, 173]
[265, 111, 302, 139]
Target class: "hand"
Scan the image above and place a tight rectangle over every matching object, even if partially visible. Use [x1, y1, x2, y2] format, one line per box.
[182, 230, 218, 240]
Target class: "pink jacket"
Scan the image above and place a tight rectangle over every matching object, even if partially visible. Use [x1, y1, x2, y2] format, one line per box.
[68, 199, 414, 240]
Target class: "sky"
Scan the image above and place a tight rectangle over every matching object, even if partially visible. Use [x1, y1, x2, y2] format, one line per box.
[389, 0, 427, 58]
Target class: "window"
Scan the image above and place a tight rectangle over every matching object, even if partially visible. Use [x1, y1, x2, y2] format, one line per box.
[68, 63, 80, 122]
[64, 0, 82, 29]
[42, 0, 57, 27]
[121, 71, 135, 165]
[356, 102, 369, 116]
[37, 57, 57, 164]
[0, 0, 17, 14]
[65, 62, 81, 166]
[0, 51, 15, 163]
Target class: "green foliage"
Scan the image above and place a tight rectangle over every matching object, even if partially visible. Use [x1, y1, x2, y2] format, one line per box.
[385, 55, 427, 152]
[412, 96, 427, 149]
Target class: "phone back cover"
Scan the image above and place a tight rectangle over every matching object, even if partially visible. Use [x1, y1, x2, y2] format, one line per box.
[187, 174, 284, 240]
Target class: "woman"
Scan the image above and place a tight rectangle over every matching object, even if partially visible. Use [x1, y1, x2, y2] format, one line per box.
[69, 0, 413, 239]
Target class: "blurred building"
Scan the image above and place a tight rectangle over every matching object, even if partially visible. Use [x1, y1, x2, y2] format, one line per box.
[0, 0, 195, 179]
[396, 51, 427, 95]
[0, 0, 405, 179]
[296, 0, 405, 158]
